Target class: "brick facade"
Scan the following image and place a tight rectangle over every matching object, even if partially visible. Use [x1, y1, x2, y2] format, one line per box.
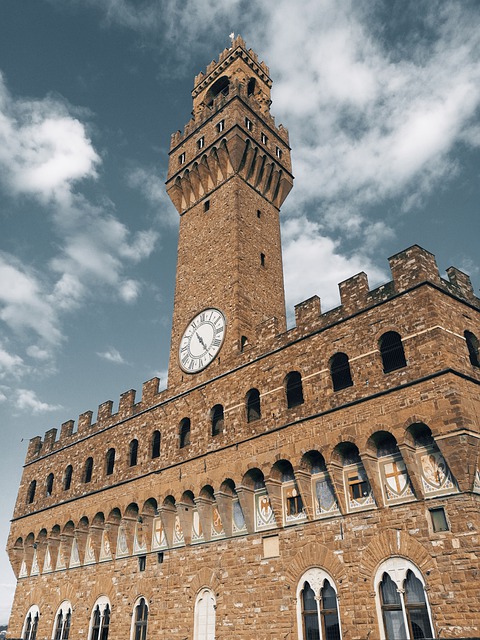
[6, 37, 480, 640]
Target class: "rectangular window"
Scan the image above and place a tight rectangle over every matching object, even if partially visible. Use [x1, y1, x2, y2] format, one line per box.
[261, 132, 268, 145]
[430, 506, 449, 532]
[260, 252, 265, 267]
[348, 473, 369, 501]
[245, 117, 252, 131]
[217, 119, 225, 133]
[276, 146, 282, 158]
[138, 555, 146, 571]
[204, 199, 210, 212]
[197, 136, 204, 149]
[157, 551, 164, 564]
[179, 152, 186, 164]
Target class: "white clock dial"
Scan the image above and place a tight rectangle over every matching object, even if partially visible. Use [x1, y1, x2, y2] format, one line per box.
[179, 308, 226, 373]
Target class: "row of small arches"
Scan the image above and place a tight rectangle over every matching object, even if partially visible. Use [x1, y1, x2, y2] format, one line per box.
[19, 422, 454, 553]
[25, 327, 479, 505]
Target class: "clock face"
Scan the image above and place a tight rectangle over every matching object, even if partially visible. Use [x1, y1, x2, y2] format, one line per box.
[179, 308, 226, 373]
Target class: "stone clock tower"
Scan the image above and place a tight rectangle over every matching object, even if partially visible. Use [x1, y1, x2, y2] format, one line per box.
[166, 36, 293, 386]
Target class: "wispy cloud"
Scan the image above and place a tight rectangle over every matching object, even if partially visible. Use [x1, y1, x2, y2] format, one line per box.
[14, 388, 62, 414]
[96, 347, 127, 364]
[128, 165, 178, 227]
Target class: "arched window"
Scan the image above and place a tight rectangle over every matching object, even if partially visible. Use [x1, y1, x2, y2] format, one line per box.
[330, 353, 353, 391]
[89, 596, 110, 640]
[247, 77, 256, 96]
[151, 430, 161, 459]
[375, 558, 434, 640]
[194, 588, 216, 640]
[211, 404, 224, 437]
[105, 449, 115, 475]
[130, 597, 148, 640]
[53, 601, 72, 640]
[27, 480, 36, 504]
[46, 473, 54, 496]
[179, 418, 191, 449]
[205, 76, 230, 106]
[465, 330, 480, 367]
[84, 457, 93, 484]
[285, 371, 304, 408]
[296, 569, 342, 640]
[63, 465, 73, 491]
[129, 439, 138, 467]
[379, 331, 407, 373]
[246, 388, 261, 422]
[22, 604, 40, 640]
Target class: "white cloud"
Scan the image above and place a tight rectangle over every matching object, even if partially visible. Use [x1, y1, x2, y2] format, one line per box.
[0, 73, 100, 203]
[128, 166, 178, 227]
[14, 388, 62, 414]
[282, 217, 387, 316]
[97, 347, 127, 364]
[0, 343, 26, 380]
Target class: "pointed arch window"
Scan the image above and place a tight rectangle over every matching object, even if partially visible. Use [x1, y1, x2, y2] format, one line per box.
[465, 330, 480, 367]
[379, 331, 407, 373]
[106, 448, 115, 475]
[46, 473, 54, 496]
[285, 371, 304, 408]
[22, 605, 40, 640]
[246, 388, 261, 422]
[330, 353, 353, 391]
[53, 601, 72, 640]
[84, 457, 94, 483]
[27, 480, 36, 504]
[63, 465, 73, 491]
[129, 439, 138, 467]
[179, 418, 191, 449]
[151, 430, 161, 459]
[297, 569, 342, 640]
[89, 597, 110, 640]
[131, 597, 148, 640]
[211, 404, 224, 437]
[194, 588, 216, 640]
[376, 558, 434, 640]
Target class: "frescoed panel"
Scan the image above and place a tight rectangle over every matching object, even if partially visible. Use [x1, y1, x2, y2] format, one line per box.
[19, 559, 28, 578]
[313, 476, 339, 516]
[56, 542, 66, 570]
[282, 483, 307, 524]
[381, 457, 414, 502]
[43, 547, 52, 573]
[255, 489, 276, 530]
[151, 517, 167, 550]
[84, 533, 96, 564]
[116, 525, 129, 558]
[30, 548, 39, 575]
[345, 465, 376, 511]
[418, 449, 456, 495]
[69, 539, 80, 567]
[99, 530, 112, 561]
[474, 469, 480, 494]
[232, 499, 247, 534]
[211, 504, 225, 538]
[133, 521, 147, 554]
[191, 509, 204, 543]
[172, 514, 184, 546]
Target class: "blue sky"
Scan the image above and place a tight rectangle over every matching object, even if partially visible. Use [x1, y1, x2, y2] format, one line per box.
[0, 0, 479, 623]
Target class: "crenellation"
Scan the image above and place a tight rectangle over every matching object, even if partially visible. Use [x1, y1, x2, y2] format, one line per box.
[389, 245, 441, 293]
[77, 410, 93, 434]
[141, 377, 161, 406]
[294, 295, 321, 329]
[42, 428, 57, 453]
[60, 420, 74, 440]
[118, 389, 136, 418]
[445, 266, 476, 302]
[339, 272, 369, 315]
[97, 400, 113, 424]
[26, 436, 42, 462]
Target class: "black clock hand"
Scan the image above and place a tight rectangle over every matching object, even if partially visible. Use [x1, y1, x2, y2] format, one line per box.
[196, 332, 207, 350]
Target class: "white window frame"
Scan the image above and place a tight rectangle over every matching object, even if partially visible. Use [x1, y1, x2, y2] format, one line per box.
[130, 596, 149, 640]
[52, 600, 72, 640]
[88, 595, 111, 640]
[296, 568, 342, 640]
[374, 557, 435, 640]
[22, 604, 40, 640]
[193, 587, 216, 640]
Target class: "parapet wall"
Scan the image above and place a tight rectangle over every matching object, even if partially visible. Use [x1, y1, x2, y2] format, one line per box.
[25, 245, 479, 465]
